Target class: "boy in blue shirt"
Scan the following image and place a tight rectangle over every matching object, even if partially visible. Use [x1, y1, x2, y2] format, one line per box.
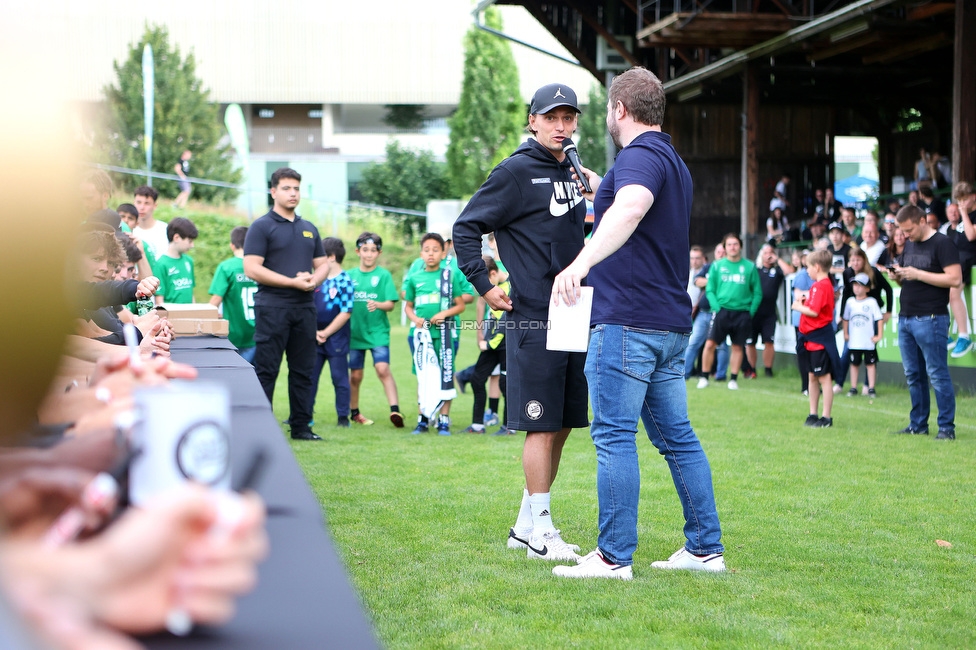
[312, 237, 355, 427]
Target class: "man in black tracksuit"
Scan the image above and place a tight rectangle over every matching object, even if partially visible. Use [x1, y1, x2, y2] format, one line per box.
[453, 83, 588, 563]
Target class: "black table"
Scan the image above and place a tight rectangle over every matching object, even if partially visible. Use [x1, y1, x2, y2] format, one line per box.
[142, 336, 380, 649]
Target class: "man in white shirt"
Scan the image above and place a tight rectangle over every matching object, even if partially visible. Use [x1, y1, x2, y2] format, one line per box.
[688, 245, 705, 305]
[858, 221, 886, 266]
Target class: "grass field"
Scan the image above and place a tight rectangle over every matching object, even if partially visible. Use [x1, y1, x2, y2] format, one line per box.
[273, 323, 976, 649]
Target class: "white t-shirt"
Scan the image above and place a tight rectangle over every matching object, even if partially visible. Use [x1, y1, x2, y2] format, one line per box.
[860, 240, 886, 265]
[132, 220, 170, 262]
[687, 267, 702, 305]
[843, 296, 882, 351]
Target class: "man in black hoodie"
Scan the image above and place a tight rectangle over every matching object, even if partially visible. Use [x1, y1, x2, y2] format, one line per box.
[454, 83, 588, 563]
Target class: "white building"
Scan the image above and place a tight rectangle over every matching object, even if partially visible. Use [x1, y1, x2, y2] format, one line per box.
[31, 0, 596, 216]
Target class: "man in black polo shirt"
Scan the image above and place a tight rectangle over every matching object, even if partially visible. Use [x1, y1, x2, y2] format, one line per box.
[244, 168, 328, 440]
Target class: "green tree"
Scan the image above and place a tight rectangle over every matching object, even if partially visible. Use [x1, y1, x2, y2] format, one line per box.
[446, 7, 522, 197]
[577, 83, 608, 177]
[358, 140, 450, 240]
[92, 25, 240, 203]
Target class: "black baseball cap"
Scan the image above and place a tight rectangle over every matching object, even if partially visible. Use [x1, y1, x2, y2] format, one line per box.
[529, 83, 581, 115]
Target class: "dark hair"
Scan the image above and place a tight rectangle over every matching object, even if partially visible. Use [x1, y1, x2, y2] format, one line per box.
[608, 67, 665, 127]
[134, 185, 159, 202]
[722, 232, 742, 247]
[270, 167, 301, 188]
[896, 204, 924, 225]
[356, 231, 382, 250]
[116, 232, 144, 264]
[230, 226, 248, 249]
[323, 237, 346, 263]
[167, 217, 198, 242]
[116, 203, 138, 219]
[78, 229, 126, 269]
[421, 232, 445, 249]
[483, 255, 498, 274]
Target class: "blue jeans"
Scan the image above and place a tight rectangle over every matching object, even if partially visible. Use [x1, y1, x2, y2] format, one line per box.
[312, 339, 351, 419]
[238, 346, 256, 364]
[684, 311, 728, 379]
[899, 314, 955, 432]
[586, 324, 724, 566]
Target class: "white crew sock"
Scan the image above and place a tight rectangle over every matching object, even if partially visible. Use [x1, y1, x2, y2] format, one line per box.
[513, 489, 533, 533]
[528, 492, 554, 533]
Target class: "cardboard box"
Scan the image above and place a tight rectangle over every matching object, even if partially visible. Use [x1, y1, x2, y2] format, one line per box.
[168, 318, 229, 336]
[158, 303, 220, 320]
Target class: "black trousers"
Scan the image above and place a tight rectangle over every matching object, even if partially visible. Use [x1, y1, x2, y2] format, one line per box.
[253, 305, 317, 433]
[470, 344, 506, 425]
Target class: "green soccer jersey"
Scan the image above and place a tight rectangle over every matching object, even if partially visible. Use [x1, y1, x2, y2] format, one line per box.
[404, 256, 474, 298]
[208, 256, 257, 349]
[403, 267, 465, 340]
[155, 253, 195, 303]
[348, 266, 399, 350]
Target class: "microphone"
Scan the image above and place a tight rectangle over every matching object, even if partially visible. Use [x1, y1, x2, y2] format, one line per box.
[561, 137, 592, 193]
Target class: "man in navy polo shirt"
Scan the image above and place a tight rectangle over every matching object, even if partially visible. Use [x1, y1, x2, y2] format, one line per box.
[244, 168, 328, 440]
[550, 67, 725, 580]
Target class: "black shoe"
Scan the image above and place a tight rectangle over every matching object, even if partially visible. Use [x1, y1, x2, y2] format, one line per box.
[892, 426, 928, 435]
[804, 414, 819, 427]
[764, 368, 774, 377]
[291, 430, 323, 441]
[846, 388, 858, 397]
[814, 417, 833, 428]
[337, 417, 351, 428]
[936, 429, 956, 440]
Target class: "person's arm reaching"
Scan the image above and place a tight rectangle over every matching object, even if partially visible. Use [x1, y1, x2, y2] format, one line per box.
[551, 183, 652, 305]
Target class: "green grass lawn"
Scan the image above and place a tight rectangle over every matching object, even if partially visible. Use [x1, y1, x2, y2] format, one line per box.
[272, 324, 976, 649]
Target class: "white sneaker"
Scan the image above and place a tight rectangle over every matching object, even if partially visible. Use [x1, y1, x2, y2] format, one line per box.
[527, 529, 581, 562]
[552, 549, 633, 580]
[507, 527, 530, 550]
[727, 379, 738, 390]
[696, 377, 709, 389]
[650, 547, 726, 572]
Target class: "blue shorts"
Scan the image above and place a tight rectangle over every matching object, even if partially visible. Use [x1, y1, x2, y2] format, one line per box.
[349, 346, 391, 370]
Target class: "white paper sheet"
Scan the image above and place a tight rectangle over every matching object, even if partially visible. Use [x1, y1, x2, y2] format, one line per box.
[546, 286, 593, 352]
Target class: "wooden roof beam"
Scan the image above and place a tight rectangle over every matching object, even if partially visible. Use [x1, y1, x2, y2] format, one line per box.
[520, 0, 600, 77]
[862, 32, 950, 63]
[562, 0, 641, 67]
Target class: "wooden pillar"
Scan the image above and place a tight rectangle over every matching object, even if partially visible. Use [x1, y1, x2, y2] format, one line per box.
[953, 0, 975, 185]
[741, 63, 759, 240]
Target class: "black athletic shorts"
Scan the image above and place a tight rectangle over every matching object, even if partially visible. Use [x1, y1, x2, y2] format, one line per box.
[708, 308, 753, 347]
[751, 311, 777, 345]
[849, 349, 878, 366]
[505, 323, 589, 432]
[809, 348, 831, 377]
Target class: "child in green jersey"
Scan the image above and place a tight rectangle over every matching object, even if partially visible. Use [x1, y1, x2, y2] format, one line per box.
[209, 226, 258, 362]
[347, 232, 404, 428]
[155, 217, 198, 305]
[403, 233, 467, 435]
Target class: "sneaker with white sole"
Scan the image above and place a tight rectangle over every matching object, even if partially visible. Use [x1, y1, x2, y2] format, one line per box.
[947, 336, 957, 351]
[507, 527, 530, 550]
[727, 379, 738, 390]
[951, 337, 973, 358]
[552, 549, 633, 581]
[526, 529, 581, 562]
[650, 547, 726, 572]
[697, 377, 709, 389]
